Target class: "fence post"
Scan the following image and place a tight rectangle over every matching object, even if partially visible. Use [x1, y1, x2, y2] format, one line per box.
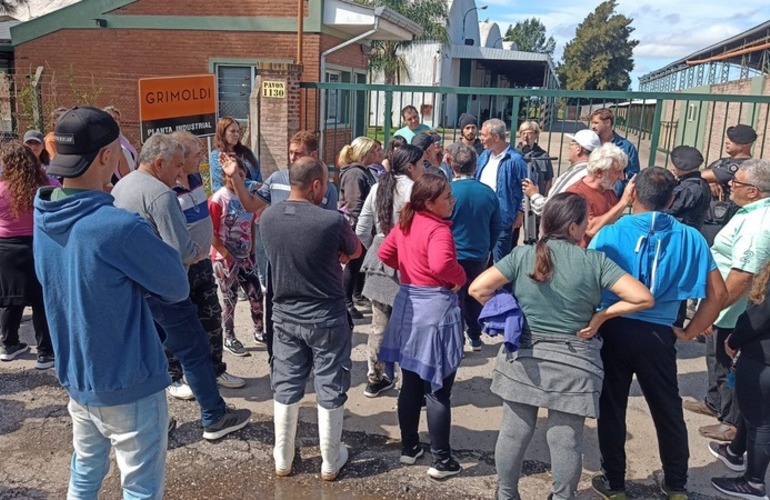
[647, 99, 664, 167]
[30, 66, 44, 132]
[383, 89, 393, 146]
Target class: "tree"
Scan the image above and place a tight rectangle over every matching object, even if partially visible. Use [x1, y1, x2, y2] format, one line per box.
[0, 0, 27, 15]
[558, 0, 639, 91]
[505, 18, 555, 56]
[354, 0, 448, 84]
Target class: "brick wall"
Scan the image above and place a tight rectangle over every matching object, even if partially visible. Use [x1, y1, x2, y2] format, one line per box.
[14, 29, 366, 147]
[111, 0, 307, 17]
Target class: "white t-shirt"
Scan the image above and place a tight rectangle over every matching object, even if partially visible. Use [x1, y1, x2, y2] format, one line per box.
[479, 150, 506, 192]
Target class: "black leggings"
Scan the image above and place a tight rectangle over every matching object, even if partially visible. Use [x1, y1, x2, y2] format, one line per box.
[343, 250, 366, 308]
[731, 356, 770, 485]
[0, 300, 53, 356]
[398, 368, 456, 462]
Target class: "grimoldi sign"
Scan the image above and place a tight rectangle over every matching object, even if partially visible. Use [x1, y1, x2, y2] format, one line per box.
[138, 74, 217, 142]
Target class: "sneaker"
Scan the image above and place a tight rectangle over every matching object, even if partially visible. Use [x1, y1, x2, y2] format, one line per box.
[400, 444, 424, 465]
[711, 476, 768, 500]
[202, 407, 251, 440]
[224, 338, 249, 357]
[655, 470, 688, 500]
[167, 380, 195, 400]
[591, 472, 627, 500]
[683, 398, 718, 418]
[0, 342, 29, 361]
[353, 296, 371, 310]
[364, 377, 394, 398]
[217, 371, 246, 389]
[237, 289, 247, 301]
[347, 307, 364, 320]
[469, 338, 483, 351]
[253, 330, 267, 344]
[427, 457, 461, 479]
[35, 353, 55, 370]
[709, 441, 746, 472]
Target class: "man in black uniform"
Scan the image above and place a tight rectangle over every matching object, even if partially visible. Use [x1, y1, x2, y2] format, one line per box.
[701, 124, 756, 244]
[665, 145, 712, 230]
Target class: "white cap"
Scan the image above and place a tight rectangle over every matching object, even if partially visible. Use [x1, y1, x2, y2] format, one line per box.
[565, 129, 601, 152]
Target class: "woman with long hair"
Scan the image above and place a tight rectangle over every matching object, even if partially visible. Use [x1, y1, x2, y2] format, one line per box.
[381, 135, 407, 172]
[377, 172, 466, 479]
[0, 141, 58, 368]
[709, 258, 770, 499]
[338, 137, 383, 319]
[469, 192, 653, 500]
[356, 144, 424, 398]
[23, 130, 51, 169]
[209, 116, 262, 191]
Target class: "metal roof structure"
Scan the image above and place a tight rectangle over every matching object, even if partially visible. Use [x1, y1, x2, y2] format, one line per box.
[639, 20, 770, 91]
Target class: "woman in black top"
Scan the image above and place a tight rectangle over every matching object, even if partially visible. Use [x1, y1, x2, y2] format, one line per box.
[710, 259, 770, 499]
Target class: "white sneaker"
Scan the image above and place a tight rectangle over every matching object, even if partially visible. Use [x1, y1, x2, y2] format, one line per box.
[167, 380, 195, 400]
[217, 371, 246, 389]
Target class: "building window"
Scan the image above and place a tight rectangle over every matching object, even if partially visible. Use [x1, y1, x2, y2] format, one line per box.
[216, 65, 255, 122]
[325, 70, 351, 125]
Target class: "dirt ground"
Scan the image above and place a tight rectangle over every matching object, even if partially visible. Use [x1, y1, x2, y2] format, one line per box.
[0, 303, 755, 500]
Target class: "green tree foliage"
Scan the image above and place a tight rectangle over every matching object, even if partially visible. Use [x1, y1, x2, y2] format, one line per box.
[504, 18, 555, 55]
[558, 0, 639, 91]
[353, 0, 448, 84]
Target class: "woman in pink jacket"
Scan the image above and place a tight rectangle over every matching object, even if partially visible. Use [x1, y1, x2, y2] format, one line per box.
[378, 172, 467, 480]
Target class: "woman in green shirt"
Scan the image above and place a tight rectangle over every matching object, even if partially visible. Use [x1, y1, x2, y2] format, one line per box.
[470, 192, 653, 500]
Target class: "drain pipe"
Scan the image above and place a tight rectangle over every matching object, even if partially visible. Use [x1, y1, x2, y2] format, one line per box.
[319, 13, 381, 161]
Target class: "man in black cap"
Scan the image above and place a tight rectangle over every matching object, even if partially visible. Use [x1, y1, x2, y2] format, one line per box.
[702, 124, 757, 198]
[412, 131, 451, 178]
[32, 107, 189, 497]
[665, 145, 712, 230]
[701, 124, 757, 243]
[454, 113, 483, 156]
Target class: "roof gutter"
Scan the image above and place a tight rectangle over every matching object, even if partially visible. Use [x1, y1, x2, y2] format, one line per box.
[319, 15, 380, 160]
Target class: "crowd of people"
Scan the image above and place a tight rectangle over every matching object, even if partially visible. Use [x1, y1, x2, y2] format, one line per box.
[0, 103, 768, 500]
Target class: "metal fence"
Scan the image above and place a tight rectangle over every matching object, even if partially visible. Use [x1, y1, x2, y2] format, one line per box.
[301, 82, 770, 176]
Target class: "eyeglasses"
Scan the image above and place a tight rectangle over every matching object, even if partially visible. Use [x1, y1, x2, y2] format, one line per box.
[730, 179, 757, 190]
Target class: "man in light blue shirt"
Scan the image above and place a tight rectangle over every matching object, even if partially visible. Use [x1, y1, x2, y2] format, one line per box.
[393, 105, 431, 144]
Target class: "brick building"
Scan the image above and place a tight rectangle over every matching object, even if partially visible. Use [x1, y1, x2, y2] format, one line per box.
[10, 0, 420, 170]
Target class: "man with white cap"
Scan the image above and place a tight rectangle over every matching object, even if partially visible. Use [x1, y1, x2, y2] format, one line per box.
[522, 129, 601, 216]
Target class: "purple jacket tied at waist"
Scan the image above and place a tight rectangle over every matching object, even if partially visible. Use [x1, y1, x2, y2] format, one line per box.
[479, 291, 524, 352]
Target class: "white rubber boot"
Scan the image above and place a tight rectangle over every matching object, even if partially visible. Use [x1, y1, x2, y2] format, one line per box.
[273, 401, 299, 477]
[318, 405, 348, 481]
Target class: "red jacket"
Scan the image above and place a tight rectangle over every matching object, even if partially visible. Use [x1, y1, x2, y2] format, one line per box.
[378, 211, 466, 288]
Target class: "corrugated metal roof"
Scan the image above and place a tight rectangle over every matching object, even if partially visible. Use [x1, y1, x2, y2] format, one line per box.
[0, 20, 21, 42]
[640, 19, 770, 82]
[449, 44, 551, 62]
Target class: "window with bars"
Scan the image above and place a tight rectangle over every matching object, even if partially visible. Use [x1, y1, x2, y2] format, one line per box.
[216, 65, 255, 122]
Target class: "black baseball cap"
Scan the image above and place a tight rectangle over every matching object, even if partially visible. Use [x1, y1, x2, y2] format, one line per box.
[411, 132, 440, 152]
[670, 145, 703, 171]
[47, 107, 120, 178]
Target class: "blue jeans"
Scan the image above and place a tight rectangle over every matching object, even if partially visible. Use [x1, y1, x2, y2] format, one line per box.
[148, 297, 225, 427]
[67, 391, 167, 500]
[493, 228, 514, 263]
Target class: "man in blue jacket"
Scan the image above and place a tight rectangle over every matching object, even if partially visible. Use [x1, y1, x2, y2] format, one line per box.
[33, 107, 189, 499]
[476, 118, 530, 262]
[588, 167, 727, 499]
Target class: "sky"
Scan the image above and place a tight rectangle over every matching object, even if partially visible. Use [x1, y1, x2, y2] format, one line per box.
[481, 0, 770, 88]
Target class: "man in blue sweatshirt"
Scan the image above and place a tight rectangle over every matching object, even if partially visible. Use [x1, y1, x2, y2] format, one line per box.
[448, 144, 501, 351]
[32, 107, 189, 498]
[588, 167, 727, 499]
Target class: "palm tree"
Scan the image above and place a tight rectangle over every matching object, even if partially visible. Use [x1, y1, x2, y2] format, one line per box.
[0, 0, 26, 16]
[354, 0, 448, 84]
